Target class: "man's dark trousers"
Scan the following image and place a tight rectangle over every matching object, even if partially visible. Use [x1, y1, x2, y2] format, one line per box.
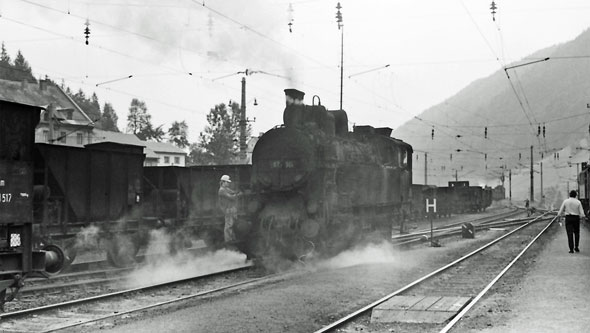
[565, 215, 580, 251]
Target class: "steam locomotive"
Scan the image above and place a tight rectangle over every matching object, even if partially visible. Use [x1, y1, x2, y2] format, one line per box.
[247, 89, 413, 258]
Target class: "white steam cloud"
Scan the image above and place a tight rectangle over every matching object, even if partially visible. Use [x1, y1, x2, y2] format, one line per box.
[121, 229, 247, 288]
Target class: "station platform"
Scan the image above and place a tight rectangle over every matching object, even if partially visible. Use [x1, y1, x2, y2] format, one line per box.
[480, 220, 590, 332]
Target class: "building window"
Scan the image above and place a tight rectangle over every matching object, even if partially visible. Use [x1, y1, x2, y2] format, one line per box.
[66, 110, 73, 120]
[174, 156, 180, 164]
[59, 131, 67, 144]
[43, 111, 48, 121]
[164, 156, 170, 164]
[76, 133, 83, 144]
[43, 130, 49, 142]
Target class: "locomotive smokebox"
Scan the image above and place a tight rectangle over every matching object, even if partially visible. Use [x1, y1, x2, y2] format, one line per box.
[284, 89, 305, 106]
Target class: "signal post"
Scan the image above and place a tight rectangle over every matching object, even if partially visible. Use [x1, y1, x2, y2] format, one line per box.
[426, 197, 439, 247]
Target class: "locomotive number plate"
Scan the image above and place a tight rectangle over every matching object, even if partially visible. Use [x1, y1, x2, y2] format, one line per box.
[0, 193, 12, 203]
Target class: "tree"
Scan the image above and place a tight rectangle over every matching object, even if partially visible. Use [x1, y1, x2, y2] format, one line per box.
[12, 50, 36, 83]
[189, 102, 251, 165]
[99, 102, 119, 132]
[0, 42, 10, 81]
[71, 89, 101, 122]
[168, 120, 189, 148]
[140, 122, 165, 142]
[0, 44, 36, 83]
[0, 42, 10, 63]
[126, 99, 164, 141]
[187, 143, 212, 165]
[127, 98, 150, 135]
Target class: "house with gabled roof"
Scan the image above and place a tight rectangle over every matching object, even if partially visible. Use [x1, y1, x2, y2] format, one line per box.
[0, 77, 95, 146]
[142, 140, 187, 166]
[0, 77, 187, 166]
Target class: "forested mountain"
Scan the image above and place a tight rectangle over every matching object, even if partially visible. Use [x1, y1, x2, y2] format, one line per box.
[393, 28, 590, 203]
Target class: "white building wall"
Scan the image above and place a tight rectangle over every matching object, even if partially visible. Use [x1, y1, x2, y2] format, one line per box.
[155, 153, 186, 167]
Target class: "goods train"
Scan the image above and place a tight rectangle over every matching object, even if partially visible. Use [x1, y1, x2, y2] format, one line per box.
[409, 182, 495, 220]
[0, 99, 65, 309]
[10, 88, 501, 271]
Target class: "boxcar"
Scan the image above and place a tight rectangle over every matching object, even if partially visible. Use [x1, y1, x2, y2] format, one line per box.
[143, 164, 253, 247]
[0, 100, 63, 308]
[33, 142, 145, 239]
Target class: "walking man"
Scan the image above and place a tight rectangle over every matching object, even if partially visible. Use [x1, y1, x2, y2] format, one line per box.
[557, 190, 585, 253]
[218, 175, 240, 243]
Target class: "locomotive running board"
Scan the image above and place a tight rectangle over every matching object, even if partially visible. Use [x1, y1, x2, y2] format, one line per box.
[370, 295, 471, 324]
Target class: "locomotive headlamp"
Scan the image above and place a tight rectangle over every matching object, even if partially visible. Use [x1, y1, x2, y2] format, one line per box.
[0, 179, 4, 186]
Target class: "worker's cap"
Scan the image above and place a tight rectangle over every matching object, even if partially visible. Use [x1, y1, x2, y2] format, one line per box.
[220, 175, 231, 182]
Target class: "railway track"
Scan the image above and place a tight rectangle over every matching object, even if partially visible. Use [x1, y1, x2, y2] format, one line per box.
[6, 245, 218, 313]
[315, 212, 556, 333]
[0, 262, 265, 333]
[392, 208, 540, 247]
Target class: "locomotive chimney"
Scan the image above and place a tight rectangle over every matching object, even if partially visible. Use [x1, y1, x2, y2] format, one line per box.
[284, 89, 305, 106]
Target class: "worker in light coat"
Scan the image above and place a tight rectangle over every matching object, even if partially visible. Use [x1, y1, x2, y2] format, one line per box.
[218, 175, 240, 243]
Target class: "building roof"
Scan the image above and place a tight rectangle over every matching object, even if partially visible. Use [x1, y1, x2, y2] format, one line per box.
[92, 129, 145, 146]
[90, 130, 186, 159]
[0, 78, 93, 124]
[142, 140, 187, 155]
[144, 147, 159, 159]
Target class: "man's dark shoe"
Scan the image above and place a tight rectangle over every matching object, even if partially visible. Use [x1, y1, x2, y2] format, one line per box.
[575, 248, 580, 252]
[569, 250, 574, 253]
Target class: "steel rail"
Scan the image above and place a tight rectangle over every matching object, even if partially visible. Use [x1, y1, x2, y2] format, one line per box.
[313, 213, 550, 333]
[1, 262, 253, 319]
[392, 209, 522, 241]
[41, 274, 272, 333]
[392, 216, 552, 247]
[21, 276, 124, 294]
[439, 215, 557, 332]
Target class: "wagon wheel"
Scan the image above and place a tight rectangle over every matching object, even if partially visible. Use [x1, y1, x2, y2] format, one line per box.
[168, 230, 193, 256]
[61, 239, 78, 270]
[202, 229, 224, 250]
[104, 234, 139, 268]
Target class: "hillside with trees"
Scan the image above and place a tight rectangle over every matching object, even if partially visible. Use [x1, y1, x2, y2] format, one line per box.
[393, 28, 590, 202]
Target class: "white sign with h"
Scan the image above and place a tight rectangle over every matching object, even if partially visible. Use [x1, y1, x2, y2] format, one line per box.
[426, 198, 437, 213]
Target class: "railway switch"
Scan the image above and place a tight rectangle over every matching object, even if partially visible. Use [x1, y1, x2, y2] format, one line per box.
[461, 223, 475, 239]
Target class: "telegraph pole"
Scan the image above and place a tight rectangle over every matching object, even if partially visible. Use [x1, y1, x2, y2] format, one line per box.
[540, 153, 544, 203]
[424, 152, 428, 185]
[580, 163, 584, 195]
[336, 2, 344, 111]
[240, 77, 247, 162]
[509, 169, 512, 201]
[47, 103, 55, 143]
[530, 145, 534, 202]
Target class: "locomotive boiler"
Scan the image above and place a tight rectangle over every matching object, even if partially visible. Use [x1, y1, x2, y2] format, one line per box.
[249, 89, 413, 258]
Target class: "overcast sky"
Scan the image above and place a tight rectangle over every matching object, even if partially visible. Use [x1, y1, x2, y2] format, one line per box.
[2, 0, 590, 143]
